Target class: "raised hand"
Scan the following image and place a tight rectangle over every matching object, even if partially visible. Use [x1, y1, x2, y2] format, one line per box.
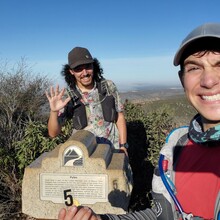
[46, 85, 71, 112]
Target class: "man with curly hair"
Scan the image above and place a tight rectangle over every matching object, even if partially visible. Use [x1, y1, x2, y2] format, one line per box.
[46, 47, 128, 155]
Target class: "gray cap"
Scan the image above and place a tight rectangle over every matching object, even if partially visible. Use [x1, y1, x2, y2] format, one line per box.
[174, 23, 220, 66]
[68, 47, 94, 69]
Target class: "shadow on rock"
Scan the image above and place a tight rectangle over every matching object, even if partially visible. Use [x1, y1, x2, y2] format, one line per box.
[108, 189, 130, 211]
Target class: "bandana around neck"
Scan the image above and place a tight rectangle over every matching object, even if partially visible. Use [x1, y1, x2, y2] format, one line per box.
[189, 114, 220, 144]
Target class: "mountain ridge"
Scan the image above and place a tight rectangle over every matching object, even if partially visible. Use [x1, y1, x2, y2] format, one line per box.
[119, 85, 184, 102]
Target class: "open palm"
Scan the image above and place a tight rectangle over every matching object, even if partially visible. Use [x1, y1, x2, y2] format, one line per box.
[46, 85, 71, 112]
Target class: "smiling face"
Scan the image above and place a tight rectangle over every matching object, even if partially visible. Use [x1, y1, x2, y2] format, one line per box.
[181, 51, 220, 131]
[69, 63, 94, 92]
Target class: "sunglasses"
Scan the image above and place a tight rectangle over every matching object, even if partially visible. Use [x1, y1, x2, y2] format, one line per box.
[72, 63, 93, 73]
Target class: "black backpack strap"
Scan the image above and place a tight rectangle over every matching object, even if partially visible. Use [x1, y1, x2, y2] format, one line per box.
[66, 86, 88, 130]
[97, 80, 118, 123]
[97, 79, 108, 97]
[67, 86, 81, 105]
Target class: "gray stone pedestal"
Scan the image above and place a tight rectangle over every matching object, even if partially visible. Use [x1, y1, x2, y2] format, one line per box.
[22, 130, 133, 219]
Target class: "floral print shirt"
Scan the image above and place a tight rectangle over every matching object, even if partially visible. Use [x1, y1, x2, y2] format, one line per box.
[59, 80, 124, 149]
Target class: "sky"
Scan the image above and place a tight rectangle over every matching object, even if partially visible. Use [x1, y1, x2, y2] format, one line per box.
[1, 0, 220, 90]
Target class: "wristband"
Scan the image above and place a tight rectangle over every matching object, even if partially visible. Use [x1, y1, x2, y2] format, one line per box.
[119, 143, 129, 149]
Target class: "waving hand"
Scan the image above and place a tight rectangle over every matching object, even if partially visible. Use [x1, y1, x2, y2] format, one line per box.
[46, 85, 71, 112]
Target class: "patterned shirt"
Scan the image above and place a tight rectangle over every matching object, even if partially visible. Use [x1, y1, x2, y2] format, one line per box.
[59, 80, 124, 149]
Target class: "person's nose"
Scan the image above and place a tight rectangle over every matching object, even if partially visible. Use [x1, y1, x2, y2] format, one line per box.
[200, 66, 220, 88]
[81, 68, 87, 74]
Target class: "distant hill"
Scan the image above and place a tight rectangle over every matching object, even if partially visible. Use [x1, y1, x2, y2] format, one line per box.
[119, 85, 197, 127]
[119, 85, 184, 102]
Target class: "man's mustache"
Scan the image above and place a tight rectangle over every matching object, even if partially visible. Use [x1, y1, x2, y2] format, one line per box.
[82, 73, 92, 78]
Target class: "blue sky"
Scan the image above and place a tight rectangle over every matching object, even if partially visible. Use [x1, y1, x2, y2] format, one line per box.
[1, 0, 220, 90]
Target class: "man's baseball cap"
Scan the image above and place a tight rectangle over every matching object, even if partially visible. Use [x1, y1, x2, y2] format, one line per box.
[68, 47, 94, 69]
[174, 23, 220, 66]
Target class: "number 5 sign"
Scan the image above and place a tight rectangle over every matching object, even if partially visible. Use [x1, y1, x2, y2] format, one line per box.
[63, 189, 80, 206]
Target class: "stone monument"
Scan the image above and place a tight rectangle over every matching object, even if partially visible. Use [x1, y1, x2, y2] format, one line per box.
[22, 130, 133, 220]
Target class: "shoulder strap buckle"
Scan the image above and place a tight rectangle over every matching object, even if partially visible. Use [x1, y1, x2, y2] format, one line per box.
[67, 87, 79, 104]
[182, 212, 193, 220]
[100, 79, 110, 96]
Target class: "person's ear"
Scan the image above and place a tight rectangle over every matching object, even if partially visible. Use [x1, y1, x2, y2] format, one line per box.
[178, 70, 184, 88]
[69, 69, 75, 75]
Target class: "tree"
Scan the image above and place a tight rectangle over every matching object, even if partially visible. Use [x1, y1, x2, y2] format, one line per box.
[0, 59, 51, 219]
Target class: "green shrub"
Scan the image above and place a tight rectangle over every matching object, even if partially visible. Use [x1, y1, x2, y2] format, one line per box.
[144, 105, 175, 166]
[125, 101, 175, 166]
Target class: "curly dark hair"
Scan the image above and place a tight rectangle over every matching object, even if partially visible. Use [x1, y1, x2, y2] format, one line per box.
[61, 58, 104, 89]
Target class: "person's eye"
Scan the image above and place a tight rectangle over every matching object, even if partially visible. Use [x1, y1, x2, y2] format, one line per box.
[184, 65, 200, 73]
[73, 66, 83, 72]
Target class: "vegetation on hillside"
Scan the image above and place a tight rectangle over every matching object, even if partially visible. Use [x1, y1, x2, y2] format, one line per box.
[142, 95, 197, 126]
[0, 60, 71, 219]
[0, 61, 196, 219]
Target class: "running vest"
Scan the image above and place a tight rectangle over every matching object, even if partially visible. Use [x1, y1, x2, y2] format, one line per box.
[65, 80, 118, 130]
[152, 127, 220, 220]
